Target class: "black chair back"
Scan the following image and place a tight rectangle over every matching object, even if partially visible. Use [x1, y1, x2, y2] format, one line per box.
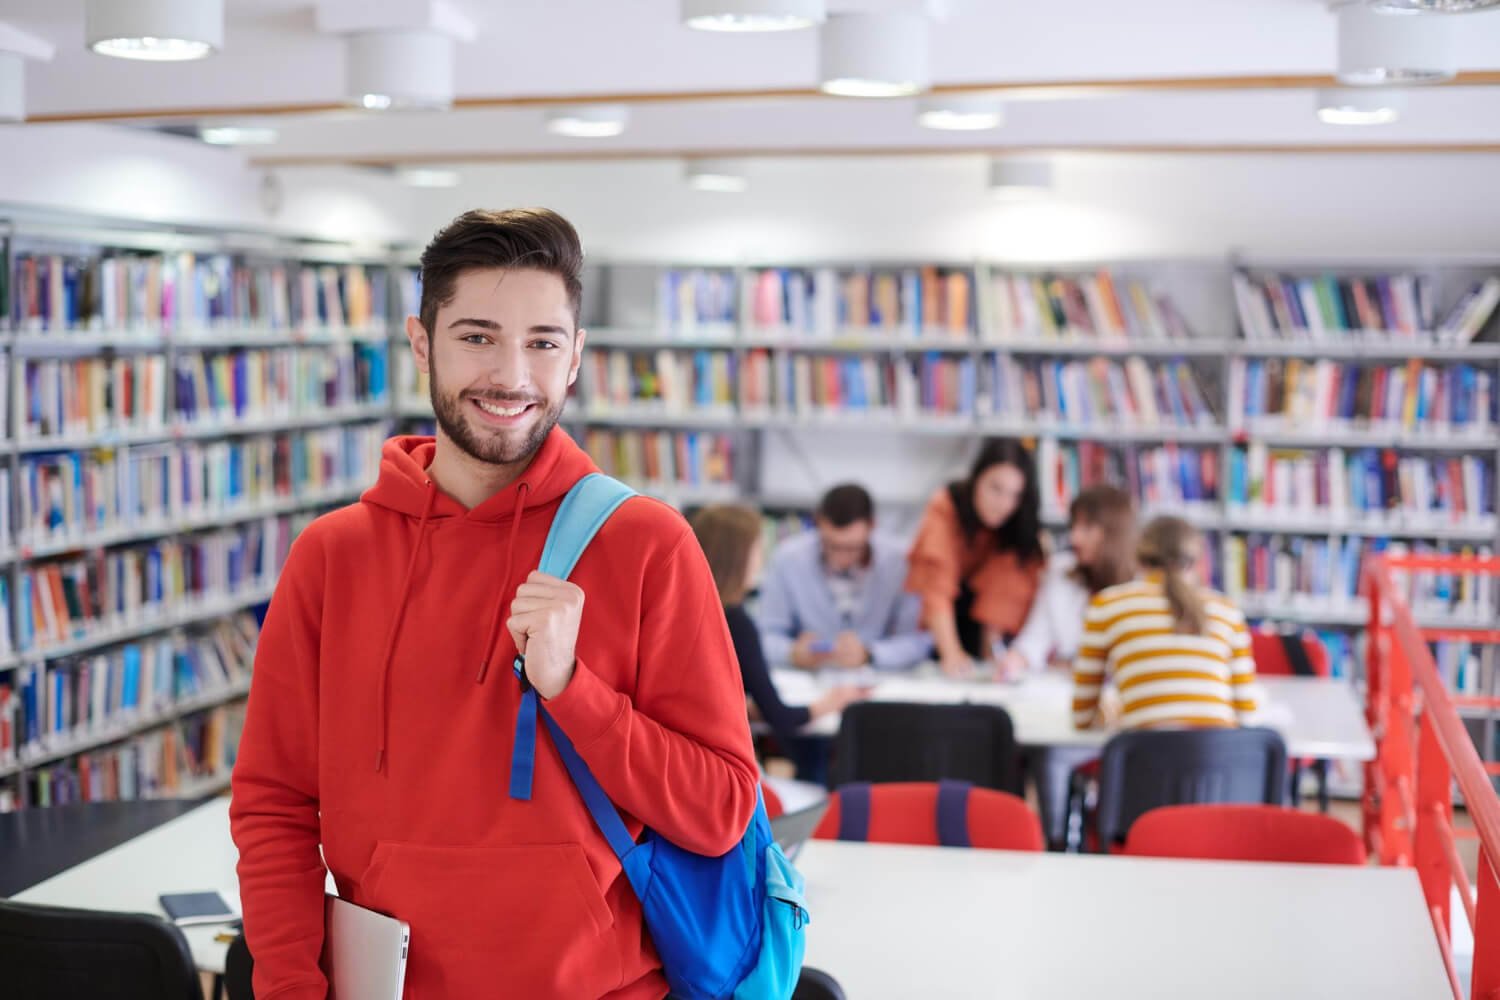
[0, 899, 203, 1000]
[1094, 727, 1288, 849]
[831, 702, 1022, 794]
[793, 966, 847, 1000]
[224, 932, 255, 1000]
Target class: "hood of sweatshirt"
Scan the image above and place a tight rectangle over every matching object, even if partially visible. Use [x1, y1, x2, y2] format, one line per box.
[358, 426, 599, 772]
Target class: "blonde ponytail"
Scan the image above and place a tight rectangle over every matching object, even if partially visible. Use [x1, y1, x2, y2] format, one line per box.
[1138, 516, 1207, 635]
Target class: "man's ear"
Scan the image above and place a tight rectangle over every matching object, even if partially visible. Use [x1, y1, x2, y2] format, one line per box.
[567, 327, 588, 387]
[406, 314, 431, 374]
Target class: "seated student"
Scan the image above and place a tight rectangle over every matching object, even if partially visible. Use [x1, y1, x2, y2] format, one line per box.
[757, 483, 930, 672]
[691, 504, 865, 781]
[906, 437, 1046, 676]
[996, 484, 1137, 681]
[1073, 516, 1258, 730]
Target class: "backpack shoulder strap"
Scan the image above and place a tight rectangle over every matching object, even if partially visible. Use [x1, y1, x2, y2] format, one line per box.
[836, 783, 872, 842]
[936, 780, 972, 848]
[508, 474, 636, 803]
[536, 473, 637, 580]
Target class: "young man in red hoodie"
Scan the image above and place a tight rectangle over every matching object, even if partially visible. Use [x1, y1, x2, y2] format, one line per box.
[230, 208, 760, 1000]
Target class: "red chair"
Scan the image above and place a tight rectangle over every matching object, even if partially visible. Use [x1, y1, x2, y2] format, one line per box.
[1123, 804, 1367, 865]
[1251, 628, 1334, 812]
[813, 781, 1044, 852]
[761, 780, 786, 820]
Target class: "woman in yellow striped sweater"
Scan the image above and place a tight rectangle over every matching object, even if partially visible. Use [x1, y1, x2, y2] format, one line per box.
[1072, 516, 1258, 730]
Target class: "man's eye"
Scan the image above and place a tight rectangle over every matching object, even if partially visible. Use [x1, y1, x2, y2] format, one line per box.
[463, 334, 488, 345]
[530, 340, 559, 350]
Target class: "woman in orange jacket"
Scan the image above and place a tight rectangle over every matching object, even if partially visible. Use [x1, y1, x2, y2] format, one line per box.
[906, 437, 1046, 677]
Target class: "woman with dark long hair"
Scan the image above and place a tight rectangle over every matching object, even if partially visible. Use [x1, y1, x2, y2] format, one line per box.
[905, 437, 1046, 676]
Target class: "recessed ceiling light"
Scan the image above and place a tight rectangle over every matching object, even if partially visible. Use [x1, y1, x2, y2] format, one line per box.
[347, 31, 454, 110]
[685, 159, 749, 192]
[681, 0, 825, 31]
[989, 158, 1053, 199]
[546, 105, 630, 138]
[1337, 4, 1456, 85]
[819, 11, 930, 98]
[398, 167, 462, 188]
[1316, 87, 1407, 125]
[918, 95, 1004, 131]
[199, 125, 278, 146]
[85, 0, 222, 61]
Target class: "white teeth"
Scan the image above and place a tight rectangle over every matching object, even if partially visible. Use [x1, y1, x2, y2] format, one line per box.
[475, 399, 528, 417]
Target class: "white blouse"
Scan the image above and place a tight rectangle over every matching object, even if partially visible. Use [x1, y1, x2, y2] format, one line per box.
[1008, 552, 1090, 673]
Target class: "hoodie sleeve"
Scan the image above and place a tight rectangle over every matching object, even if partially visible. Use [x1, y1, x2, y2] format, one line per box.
[544, 523, 759, 857]
[229, 532, 328, 1000]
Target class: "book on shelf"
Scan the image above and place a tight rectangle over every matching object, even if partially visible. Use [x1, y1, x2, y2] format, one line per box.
[1, 613, 257, 766]
[659, 268, 737, 334]
[583, 428, 736, 491]
[1435, 277, 1500, 345]
[20, 356, 170, 441]
[9, 251, 389, 335]
[1431, 639, 1499, 698]
[1036, 439, 1220, 516]
[987, 355, 1217, 429]
[1226, 444, 1496, 530]
[1233, 271, 1439, 342]
[585, 349, 736, 415]
[746, 265, 974, 339]
[988, 269, 1191, 343]
[1227, 357, 1496, 434]
[171, 344, 389, 427]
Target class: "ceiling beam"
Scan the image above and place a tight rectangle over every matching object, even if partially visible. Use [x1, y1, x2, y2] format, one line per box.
[24, 70, 1500, 125]
[249, 143, 1500, 169]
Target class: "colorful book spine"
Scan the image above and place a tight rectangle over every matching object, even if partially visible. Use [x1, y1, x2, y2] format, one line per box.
[585, 349, 736, 414]
[986, 355, 1216, 428]
[1233, 271, 1436, 341]
[989, 270, 1187, 342]
[1228, 358, 1496, 433]
[658, 269, 737, 332]
[582, 429, 736, 490]
[1036, 439, 1220, 515]
[20, 356, 170, 441]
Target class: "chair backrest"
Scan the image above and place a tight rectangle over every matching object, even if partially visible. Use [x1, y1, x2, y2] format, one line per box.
[224, 932, 255, 1000]
[830, 702, 1022, 793]
[0, 899, 203, 1000]
[793, 966, 847, 1000]
[1095, 727, 1288, 849]
[813, 781, 1044, 852]
[1250, 629, 1331, 678]
[1123, 804, 1367, 865]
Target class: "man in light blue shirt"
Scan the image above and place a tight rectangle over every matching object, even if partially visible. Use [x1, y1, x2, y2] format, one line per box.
[757, 484, 930, 671]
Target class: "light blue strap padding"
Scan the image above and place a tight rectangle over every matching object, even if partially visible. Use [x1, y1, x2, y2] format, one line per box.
[508, 474, 636, 801]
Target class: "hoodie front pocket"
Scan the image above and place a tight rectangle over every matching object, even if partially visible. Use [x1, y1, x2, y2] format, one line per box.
[361, 841, 620, 1000]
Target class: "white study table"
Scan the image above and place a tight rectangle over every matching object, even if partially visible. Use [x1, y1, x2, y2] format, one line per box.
[797, 839, 1451, 999]
[774, 667, 1377, 761]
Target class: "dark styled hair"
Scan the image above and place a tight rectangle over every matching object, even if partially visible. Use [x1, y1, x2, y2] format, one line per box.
[947, 437, 1044, 566]
[1137, 516, 1207, 635]
[816, 483, 874, 528]
[417, 207, 584, 335]
[1068, 485, 1137, 593]
[689, 504, 764, 607]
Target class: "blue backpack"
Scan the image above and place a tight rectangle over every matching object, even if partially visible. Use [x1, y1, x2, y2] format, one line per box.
[507, 473, 809, 1000]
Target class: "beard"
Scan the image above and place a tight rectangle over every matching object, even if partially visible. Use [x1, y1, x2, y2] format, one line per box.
[429, 358, 563, 467]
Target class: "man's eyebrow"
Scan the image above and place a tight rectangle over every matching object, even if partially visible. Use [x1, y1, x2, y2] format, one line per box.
[446, 319, 572, 337]
[447, 317, 500, 330]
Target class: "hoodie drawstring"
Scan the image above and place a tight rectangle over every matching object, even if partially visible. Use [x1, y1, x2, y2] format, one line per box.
[374, 482, 438, 773]
[476, 481, 530, 685]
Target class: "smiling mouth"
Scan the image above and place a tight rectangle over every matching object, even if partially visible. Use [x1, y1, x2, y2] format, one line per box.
[473, 398, 534, 418]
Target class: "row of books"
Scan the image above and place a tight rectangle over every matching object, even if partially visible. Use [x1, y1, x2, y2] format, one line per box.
[1233, 271, 1499, 344]
[582, 429, 736, 490]
[1227, 358, 1496, 432]
[1035, 440, 1220, 515]
[989, 356, 1217, 429]
[660, 269, 738, 330]
[585, 349, 736, 414]
[9, 253, 391, 333]
[1431, 639, 1499, 698]
[745, 267, 975, 337]
[988, 271, 1191, 343]
[1223, 536, 1496, 620]
[0, 613, 256, 763]
[10, 516, 300, 655]
[0, 702, 245, 811]
[172, 344, 389, 424]
[17, 346, 389, 441]
[1225, 445, 1496, 527]
[14, 423, 385, 548]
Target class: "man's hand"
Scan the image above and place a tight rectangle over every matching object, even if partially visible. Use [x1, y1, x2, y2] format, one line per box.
[507, 571, 584, 700]
[831, 631, 869, 669]
[791, 632, 830, 669]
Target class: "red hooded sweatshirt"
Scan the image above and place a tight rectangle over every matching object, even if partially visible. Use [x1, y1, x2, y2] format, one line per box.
[229, 429, 759, 1000]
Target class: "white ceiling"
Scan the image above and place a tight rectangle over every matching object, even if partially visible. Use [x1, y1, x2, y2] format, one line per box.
[5, 0, 1500, 164]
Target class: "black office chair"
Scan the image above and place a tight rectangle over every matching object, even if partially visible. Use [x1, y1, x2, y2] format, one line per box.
[1067, 727, 1288, 852]
[0, 898, 203, 1000]
[221, 932, 255, 1000]
[793, 966, 847, 1000]
[830, 702, 1023, 794]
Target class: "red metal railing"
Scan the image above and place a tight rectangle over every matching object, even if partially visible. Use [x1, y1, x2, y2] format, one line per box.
[1363, 554, 1500, 1000]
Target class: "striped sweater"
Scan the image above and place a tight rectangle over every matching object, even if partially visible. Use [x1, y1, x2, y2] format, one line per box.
[1072, 576, 1258, 730]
